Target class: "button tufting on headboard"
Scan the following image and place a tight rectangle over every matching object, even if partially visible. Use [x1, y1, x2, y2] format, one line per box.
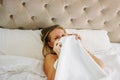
[9, 14, 13, 19]
[44, 3, 48, 8]
[0, 0, 2, 5]
[0, 0, 120, 42]
[22, 2, 26, 7]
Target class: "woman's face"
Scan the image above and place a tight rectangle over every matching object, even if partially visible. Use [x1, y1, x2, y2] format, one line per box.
[48, 28, 66, 47]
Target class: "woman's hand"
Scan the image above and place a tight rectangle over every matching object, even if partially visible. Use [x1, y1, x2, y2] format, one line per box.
[53, 39, 62, 57]
[68, 33, 82, 40]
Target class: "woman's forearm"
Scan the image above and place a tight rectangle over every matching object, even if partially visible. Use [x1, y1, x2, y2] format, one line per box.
[81, 41, 105, 68]
[87, 51, 105, 68]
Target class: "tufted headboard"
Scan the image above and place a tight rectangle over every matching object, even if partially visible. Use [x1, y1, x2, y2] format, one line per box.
[0, 0, 120, 42]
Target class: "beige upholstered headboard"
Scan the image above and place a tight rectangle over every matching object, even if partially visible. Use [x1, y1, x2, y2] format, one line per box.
[0, 0, 120, 42]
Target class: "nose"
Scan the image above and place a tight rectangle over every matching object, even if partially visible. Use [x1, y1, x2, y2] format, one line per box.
[58, 35, 63, 39]
[58, 36, 61, 39]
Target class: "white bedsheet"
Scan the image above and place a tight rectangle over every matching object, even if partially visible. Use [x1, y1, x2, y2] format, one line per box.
[55, 36, 109, 80]
[95, 43, 120, 80]
[0, 55, 47, 80]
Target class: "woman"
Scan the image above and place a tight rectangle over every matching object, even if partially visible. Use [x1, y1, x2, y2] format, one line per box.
[41, 25, 104, 80]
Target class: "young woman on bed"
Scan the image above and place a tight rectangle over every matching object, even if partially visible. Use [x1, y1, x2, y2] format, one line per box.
[41, 24, 104, 80]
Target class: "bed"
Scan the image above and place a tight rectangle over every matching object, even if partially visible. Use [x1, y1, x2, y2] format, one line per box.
[0, 0, 120, 80]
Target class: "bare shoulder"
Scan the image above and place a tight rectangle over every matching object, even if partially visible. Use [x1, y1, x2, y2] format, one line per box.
[45, 54, 58, 61]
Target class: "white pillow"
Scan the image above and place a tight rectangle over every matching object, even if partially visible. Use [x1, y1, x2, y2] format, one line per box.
[66, 29, 111, 54]
[0, 28, 43, 60]
[0, 28, 111, 59]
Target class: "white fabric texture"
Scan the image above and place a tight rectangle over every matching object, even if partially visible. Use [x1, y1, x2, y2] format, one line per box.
[55, 36, 107, 80]
[94, 43, 120, 80]
[0, 55, 47, 80]
[66, 29, 111, 54]
[0, 28, 43, 60]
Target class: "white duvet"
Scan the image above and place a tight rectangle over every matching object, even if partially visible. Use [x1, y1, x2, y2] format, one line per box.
[0, 37, 120, 80]
[0, 55, 47, 80]
[55, 36, 120, 80]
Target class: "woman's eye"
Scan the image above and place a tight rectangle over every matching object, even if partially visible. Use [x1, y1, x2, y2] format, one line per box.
[55, 37, 59, 40]
[62, 34, 65, 37]
[54, 34, 65, 40]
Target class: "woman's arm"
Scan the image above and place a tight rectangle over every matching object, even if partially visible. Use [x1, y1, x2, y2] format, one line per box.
[44, 54, 58, 80]
[85, 49, 105, 68]
[73, 34, 105, 68]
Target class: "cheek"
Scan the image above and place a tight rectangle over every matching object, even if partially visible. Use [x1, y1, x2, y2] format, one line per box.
[49, 41, 54, 47]
[51, 42, 54, 47]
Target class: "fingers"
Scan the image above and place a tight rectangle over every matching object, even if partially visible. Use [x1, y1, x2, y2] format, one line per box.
[55, 41, 62, 48]
[54, 39, 62, 48]
[75, 34, 81, 40]
[68, 33, 82, 40]
[53, 39, 62, 56]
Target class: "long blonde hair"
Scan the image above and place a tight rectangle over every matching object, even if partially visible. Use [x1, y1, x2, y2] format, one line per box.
[41, 25, 66, 57]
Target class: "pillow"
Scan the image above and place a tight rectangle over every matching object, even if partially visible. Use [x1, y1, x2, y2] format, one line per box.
[0, 28, 43, 60]
[66, 29, 111, 54]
